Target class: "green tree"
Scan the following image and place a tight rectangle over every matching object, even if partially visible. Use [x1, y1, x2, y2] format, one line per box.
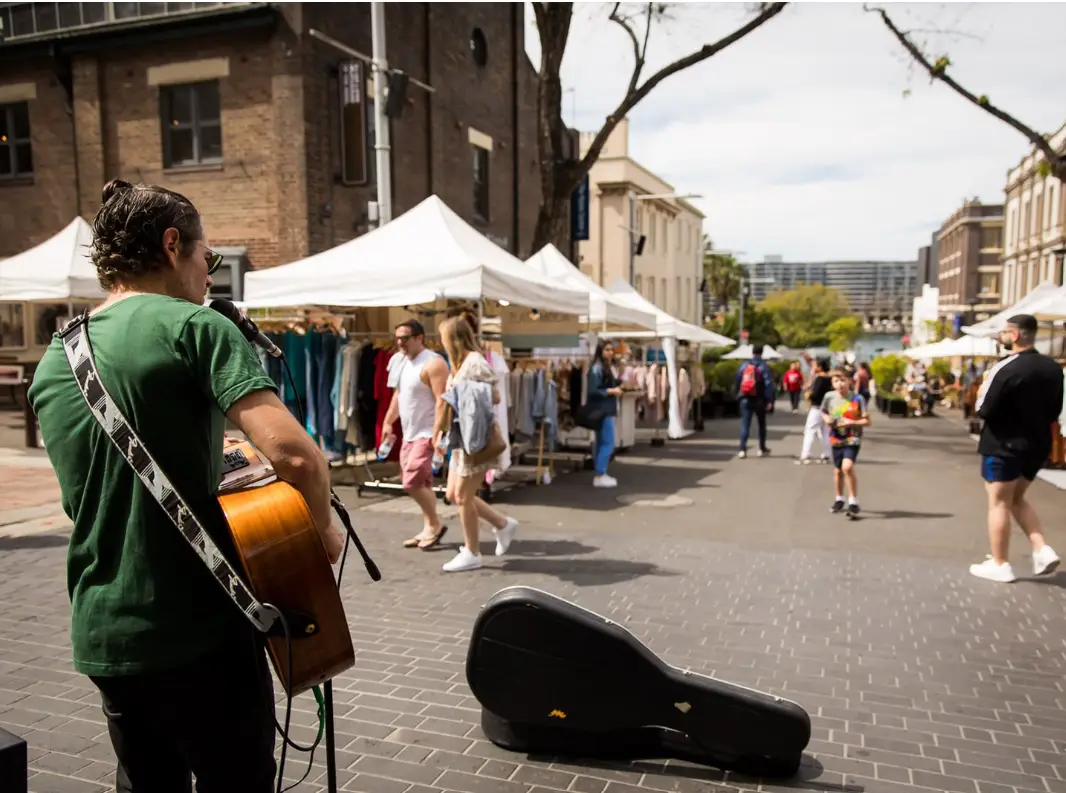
[702, 249, 744, 312]
[827, 316, 864, 352]
[706, 309, 782, 347]
[757, 284, 850, 348]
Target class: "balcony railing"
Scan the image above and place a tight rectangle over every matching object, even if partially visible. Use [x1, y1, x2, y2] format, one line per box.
[0, 2, 242, 41]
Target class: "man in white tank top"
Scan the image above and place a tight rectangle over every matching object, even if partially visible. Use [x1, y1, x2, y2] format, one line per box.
[381, 319, 450, 548]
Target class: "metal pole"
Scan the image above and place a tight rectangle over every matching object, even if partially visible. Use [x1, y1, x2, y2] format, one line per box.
[737, 274, 745, 345]
[370, 1, 393, 224]
[628, 189, 636, 286]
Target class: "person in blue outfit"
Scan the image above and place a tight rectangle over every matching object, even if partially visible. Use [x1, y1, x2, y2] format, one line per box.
[734, 344, 776, 458]
[587, 340, 624, 488]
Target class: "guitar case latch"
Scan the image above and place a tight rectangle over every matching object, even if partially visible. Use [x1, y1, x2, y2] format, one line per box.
[267, 610, 321, 639]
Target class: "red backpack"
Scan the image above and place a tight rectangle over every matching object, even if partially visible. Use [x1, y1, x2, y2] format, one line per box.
[740, 363, 759, 397]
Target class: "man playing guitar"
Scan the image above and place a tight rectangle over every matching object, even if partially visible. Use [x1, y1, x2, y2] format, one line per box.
[28, 179, 343, 792]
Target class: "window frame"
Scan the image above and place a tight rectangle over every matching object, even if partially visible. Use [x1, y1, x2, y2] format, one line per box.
[472, 143, 490, 222]
[159, 80, 223, 170]
[0, 102, 34, 181]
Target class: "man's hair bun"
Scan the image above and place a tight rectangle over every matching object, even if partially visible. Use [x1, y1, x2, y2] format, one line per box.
[101, 178, 134, 204]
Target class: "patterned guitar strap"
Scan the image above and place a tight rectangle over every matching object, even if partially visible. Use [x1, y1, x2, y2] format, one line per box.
[58, 312, 279, 636]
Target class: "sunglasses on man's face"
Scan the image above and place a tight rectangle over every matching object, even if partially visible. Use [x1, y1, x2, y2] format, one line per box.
[204, 247, 223, 275]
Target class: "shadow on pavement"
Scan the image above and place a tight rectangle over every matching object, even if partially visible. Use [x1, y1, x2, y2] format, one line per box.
[497, 557, 679, 586]
[0, 533, 69, 551]
[1026, 571, 1066, 589]
[863, 509, 954, 521]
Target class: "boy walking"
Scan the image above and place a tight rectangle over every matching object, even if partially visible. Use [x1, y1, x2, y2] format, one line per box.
[821, 369, 870, 517]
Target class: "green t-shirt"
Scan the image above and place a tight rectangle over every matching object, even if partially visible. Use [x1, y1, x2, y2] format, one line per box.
[28, 294, 278, 676]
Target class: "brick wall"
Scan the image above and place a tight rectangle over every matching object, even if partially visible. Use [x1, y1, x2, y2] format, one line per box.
[0, 59, 78, 256]
[2, 2, 541, 274]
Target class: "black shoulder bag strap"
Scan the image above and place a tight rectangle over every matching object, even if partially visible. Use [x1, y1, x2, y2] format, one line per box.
[57, 312, 279, 635]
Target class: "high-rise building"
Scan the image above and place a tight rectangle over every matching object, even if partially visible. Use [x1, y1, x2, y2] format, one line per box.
[742, 258, 919, 330]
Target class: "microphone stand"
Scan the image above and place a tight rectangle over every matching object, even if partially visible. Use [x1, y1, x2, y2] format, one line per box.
[228, 306, 380, 793]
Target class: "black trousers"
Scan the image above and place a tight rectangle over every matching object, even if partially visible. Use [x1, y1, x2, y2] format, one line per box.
[89, 635, 277, 793]
[788, 390, 802, 410]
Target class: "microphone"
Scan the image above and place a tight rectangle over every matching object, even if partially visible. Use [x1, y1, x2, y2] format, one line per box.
[209, 298, 284, 359]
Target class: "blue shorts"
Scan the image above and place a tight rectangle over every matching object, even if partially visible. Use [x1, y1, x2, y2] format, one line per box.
[832, 445, 860, 469]
[981, 455, 1041, 483]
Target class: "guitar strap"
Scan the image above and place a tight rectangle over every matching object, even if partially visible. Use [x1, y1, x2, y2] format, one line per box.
[58, 312, 279, 635]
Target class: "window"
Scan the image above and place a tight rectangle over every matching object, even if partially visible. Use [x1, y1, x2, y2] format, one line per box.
[0, 2, 220, 39]
[979, 273, 999, 296]
[0, 303, 25, 349]
[980, 226, 1002, 250]
[33, 302, 93, 345]
[472, 144, 489, 220]
[470, 28, 488, 68]
[339, 61, 369, 185]
[0, 103, 33, 180]
[648, 279, 655, 304]
[160, 81, 222, 168]
[635, 275, 642, 294]
[649, 211, 656, 251]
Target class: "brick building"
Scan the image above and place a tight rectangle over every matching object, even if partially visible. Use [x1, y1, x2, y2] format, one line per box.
[0, 1, 543, 305]
[934, 198, 1004, 320]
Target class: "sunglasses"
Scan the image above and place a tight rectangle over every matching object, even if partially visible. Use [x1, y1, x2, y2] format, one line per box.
[204, 247, 223, 275]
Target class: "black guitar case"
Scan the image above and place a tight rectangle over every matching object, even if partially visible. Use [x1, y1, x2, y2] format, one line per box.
[465, 586, 811, 778]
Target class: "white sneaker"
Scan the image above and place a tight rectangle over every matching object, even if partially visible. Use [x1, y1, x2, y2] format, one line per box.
[1033, 544, 1061, 576]
[737, 451, 747, 459]
[494, 518, 518, 556]
[969, 556, 1016, 583]
[593, 475, 618, 488]
[442, 546, 483, 573]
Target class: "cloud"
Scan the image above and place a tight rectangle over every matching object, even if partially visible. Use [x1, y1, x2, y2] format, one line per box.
[525, 2, 1066, 261]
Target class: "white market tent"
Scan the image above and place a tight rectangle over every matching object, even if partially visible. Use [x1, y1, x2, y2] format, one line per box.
[961, 282, 1061, 337]
[601, 280, 734, 346]
[0, 217, 105, 302]
[523, 244, 657, 331]
[242, 195, 589, 316]
[722, 343, 783, 360]
[596, 280, 733, 439]
[905, 335, 1000, 359]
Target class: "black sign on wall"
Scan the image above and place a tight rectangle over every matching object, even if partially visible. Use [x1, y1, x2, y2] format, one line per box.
[339, 60, 368, 185]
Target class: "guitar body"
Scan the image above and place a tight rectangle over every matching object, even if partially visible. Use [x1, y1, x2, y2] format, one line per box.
[218, 441, 354, 696]
[466, 586, 811, 777]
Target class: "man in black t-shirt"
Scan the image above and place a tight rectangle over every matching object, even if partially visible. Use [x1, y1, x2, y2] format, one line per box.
[798, 358, 833, 464]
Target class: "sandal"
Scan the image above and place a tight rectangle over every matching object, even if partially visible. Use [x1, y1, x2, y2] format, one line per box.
[403, 525, 448, 549]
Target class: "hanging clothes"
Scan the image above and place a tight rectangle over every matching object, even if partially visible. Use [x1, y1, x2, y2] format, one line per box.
[487, 350, 512, 472]
[374, 347, 402, 458]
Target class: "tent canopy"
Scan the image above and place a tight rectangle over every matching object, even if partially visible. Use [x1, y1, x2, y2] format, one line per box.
[599, 280, 734, 345]
[906, 335, 1001, 359]
[243, 196, 589, 316]
[722, 343, 783, 360]
[523, 245, 657, 331]
[962, 283, 1061, 337]
[0, 217, 105, 302]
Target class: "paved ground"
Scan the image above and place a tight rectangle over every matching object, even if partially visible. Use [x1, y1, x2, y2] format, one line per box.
[2, 406, 1066, 793]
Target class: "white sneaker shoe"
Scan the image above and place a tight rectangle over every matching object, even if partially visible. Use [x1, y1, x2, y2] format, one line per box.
[494, 518, 518, 556]
[593, 475, 618, 488]
[737, 451, 747, 459]
[1033, 544, 1061, 576]
[442, 546, 483, 573]
[969, 556, 1016, 583]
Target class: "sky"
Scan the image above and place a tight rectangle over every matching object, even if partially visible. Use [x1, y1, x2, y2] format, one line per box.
[524, 2, 1066, 263]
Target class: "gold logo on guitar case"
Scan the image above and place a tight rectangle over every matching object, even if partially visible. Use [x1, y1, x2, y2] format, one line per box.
[549, 709, 567, 719]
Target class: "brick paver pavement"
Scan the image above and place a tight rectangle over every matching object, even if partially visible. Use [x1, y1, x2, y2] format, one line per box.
[2, 409, 1065, 793]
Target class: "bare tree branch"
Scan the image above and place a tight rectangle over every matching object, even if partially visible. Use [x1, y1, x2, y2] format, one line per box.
[573, 2, 788, 188]
[609, 2, 645, 98]
[868, 4, 1065, 180]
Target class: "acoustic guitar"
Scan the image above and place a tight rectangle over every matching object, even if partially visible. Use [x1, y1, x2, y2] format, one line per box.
[217, 439, 354, 696]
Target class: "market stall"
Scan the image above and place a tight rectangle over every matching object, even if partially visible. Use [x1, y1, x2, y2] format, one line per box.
[1, 218, 104, 422]
[598, 280, 733, 440]
[241, 195, 594, 496]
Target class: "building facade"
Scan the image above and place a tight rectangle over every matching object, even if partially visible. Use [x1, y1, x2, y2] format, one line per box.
[0, 1, 542, 361]
[742, 258, 918, 331]
[934, 199, 1004, 320]
[1002, 122, 1066, 304]
[576, 118, 704, 326]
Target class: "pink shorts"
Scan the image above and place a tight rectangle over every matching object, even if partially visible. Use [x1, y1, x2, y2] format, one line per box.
[399, 438, 434, 490]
